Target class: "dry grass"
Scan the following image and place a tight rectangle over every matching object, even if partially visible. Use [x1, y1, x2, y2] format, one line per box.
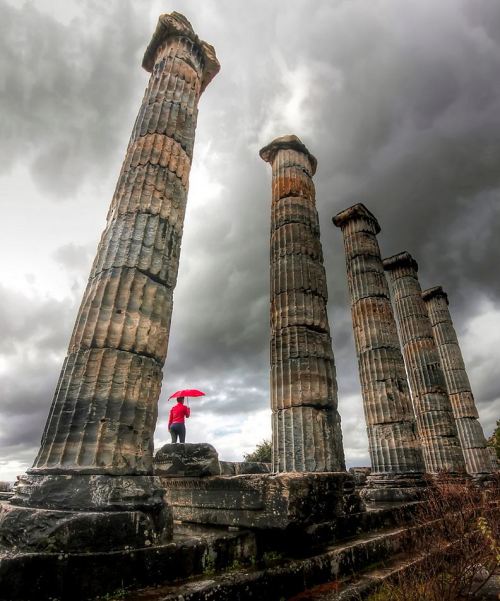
[367, 474, 500, 601]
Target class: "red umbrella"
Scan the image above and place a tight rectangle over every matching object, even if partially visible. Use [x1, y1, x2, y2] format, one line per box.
[168, 389, 206, 400]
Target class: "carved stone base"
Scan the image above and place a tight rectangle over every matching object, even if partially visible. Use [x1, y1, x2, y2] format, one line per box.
[360, 473, 427, 503]
[162, 472, 363, 529]
[1, 473, 173, 552]
[10, 472, 165, 511]
[0, 501, 172, 553]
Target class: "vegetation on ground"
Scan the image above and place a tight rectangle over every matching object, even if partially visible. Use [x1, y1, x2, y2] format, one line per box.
[366, 475, 500, 601]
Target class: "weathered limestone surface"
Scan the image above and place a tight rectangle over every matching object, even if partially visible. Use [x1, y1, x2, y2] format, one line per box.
[4, 12, 219, 550]
[219, 461, 272, 475]
[333, 205, 425, 501]
[154, 443, 221, 477]
[162, 472, 359, 529]
[260, 135, 345, 473]
[422, 286, 494, 476]
[383, 253, 466, 474]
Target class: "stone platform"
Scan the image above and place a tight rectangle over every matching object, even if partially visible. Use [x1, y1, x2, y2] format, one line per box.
[0, 501, 419, 601]
[161, 472, 363, 530]
[0, 522, 256, 601]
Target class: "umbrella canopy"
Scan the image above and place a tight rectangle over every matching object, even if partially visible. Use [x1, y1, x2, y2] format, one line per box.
[168, 389, 205, 400]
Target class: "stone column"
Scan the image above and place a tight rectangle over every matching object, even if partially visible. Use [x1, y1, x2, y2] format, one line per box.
[383, 253, 466, 475]
[3, 13, 219, 550]
[260, 135, 345, 473]
[333, 204, 425, 501]
[422, 286, 494, 476]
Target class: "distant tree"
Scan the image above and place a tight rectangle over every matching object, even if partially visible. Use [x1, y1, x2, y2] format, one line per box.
[487, 419, 500, 460]
[244, 439, 272, 463]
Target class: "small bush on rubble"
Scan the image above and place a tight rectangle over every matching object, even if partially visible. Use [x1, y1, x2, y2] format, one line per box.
[367, 474, 500, 601]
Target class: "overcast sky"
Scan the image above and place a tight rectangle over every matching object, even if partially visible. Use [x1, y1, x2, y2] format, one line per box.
[0, 0, 499, 481]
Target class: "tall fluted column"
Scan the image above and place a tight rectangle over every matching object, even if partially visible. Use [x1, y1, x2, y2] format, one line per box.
[383, 253, 466, 474]
[11, 13, 219, 517]
[422, 286, 494, 476]
[260, 135, 345, 473]
[333, 205, 425, 500]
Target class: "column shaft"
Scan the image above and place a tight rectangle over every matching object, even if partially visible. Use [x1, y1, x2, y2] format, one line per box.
[333, 205, 425, 500]
[261, 136, 345, 473]
[16, 13, 219, 505]
[383, 253, 466, 474]
[423, 287, 494, 476]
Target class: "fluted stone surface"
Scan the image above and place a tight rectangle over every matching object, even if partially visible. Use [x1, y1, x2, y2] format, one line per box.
[14, 12, 220, 508]
[260, 135, 345, 473]
[422, 286, 494, 476]
[333, 205, 425, 500]
[383, 253, 466, 475]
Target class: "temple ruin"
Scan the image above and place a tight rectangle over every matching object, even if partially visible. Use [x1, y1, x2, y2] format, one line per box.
[0, 10, 497, 601]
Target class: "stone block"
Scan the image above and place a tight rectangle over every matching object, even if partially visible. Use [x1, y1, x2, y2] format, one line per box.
[162, 472, 358, 529]
[154, 443, 220, 477]
[349, 467, 371, 486]
[0, 500, 172, 553]
[219, 461, 271, 475]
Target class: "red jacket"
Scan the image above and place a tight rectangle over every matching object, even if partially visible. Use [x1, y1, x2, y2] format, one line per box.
[168, 403, 190, 428]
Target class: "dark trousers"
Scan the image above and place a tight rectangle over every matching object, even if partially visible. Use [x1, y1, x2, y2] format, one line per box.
[170, 422, 186, 443]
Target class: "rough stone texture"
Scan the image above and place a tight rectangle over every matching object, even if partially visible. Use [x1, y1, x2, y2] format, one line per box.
[219, 461, 272, 475]
[260, 135, 345, 473]
[383, 252, 466, 474]
[0, 500, 172, 553]
[422, 286, 494, 476]
[349, 467, 371, 487]
[333, 204, 426, 501]
[154, 443, 221, 477]
[162, 472, 359, 529]
[8, 12, 219, 519]
[0, 524, 257, 601]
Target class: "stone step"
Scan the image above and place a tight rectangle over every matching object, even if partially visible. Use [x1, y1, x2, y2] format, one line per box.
[117, 523, 414, 601]
[288, 551, 421, 600]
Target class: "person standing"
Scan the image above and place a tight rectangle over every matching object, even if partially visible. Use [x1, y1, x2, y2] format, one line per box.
[168, 397, 190, 443]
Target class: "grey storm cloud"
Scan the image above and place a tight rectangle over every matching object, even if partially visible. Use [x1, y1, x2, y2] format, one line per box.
[0, 0, 499, 476]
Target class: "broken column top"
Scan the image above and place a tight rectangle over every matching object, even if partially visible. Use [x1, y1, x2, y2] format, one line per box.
[383, 251, 418, 273]
[259, 134, 317, 175]
[142, 12, 220, 92]
[422, 285, 449, 304]
[332, 203, 381, 234]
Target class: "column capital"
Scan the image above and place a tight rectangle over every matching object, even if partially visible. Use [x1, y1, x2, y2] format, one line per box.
[422, 286, 449, 305]
[142, 12, 220, 92]
[259, 135, 317, 175]
[332, 203, 381, 234]
[383, 251, 418, 273]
